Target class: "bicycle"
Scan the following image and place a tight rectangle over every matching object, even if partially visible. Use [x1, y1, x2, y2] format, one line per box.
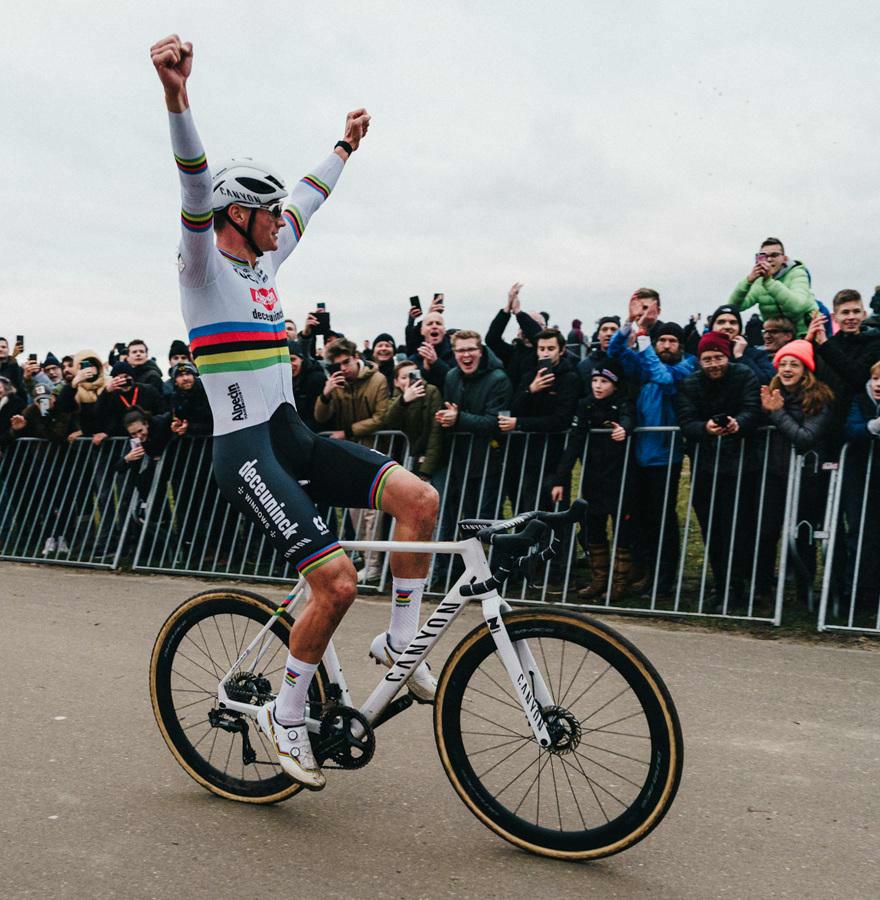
[149, 500, 683, 861]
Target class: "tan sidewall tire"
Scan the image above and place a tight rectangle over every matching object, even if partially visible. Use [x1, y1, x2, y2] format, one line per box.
[433, 609, 682, 860]
[149, 589, 321, 805]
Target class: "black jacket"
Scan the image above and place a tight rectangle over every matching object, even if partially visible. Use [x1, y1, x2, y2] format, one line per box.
[96, 383, 165, 436]
[131, 360, 165, 394]
[168, 379, 213, 437]
[674, 364, 761, 474]
[765, 388, 834, 476]
[292, 357, 327, 432]
[485, 309, 543, 389]
[408, 335, 454, 392]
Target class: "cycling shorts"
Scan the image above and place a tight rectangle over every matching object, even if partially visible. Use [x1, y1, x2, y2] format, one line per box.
[212, 403, 401, 576]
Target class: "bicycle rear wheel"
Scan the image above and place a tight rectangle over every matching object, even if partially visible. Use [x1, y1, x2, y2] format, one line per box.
[434, 609, 682, 859]
[150, 589, 327, 804]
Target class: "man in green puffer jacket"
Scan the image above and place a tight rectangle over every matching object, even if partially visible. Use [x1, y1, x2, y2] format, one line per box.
[728, 237, 818, 337]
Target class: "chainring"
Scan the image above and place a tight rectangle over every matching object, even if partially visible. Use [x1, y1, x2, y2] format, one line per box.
[317, 706, 375, 769]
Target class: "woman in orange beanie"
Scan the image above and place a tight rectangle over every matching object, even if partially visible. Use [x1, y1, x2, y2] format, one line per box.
[757, 340, 837, 605]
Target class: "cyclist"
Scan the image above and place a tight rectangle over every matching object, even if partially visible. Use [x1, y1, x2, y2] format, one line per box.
[151, 35, 439, 791]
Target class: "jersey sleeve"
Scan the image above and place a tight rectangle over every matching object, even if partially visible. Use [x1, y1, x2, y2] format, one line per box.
[168, 108, 218, 289]
[271, 152, 345, 267]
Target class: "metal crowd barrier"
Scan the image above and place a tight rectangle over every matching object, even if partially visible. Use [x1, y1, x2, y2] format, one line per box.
[817, 441, 880, 634]
[129, 430, 413, 583]
[0, 437, 138, 568]
[2, 427, 871, 631]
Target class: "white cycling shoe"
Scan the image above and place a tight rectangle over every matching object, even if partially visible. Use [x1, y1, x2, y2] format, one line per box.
[256, 702, 325, 791]
[369, 632, 437, 703]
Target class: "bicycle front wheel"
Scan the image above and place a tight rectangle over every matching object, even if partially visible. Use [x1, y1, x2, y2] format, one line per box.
[150, 589, 327, 804]
[434, 609, 682, 860]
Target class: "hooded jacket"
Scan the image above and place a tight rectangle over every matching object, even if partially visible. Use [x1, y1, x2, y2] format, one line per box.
[292, 355, 327, 432]
[56, 350, 107, 436]
[442, 346, 512, 474]
[314, 359, 390, 441]
[131, 359, 165, 393]
[485, 308, 544, 388]
[764, 385, 834, 476]
[728, 260, 818, 337]
[407, 334, 454, 392]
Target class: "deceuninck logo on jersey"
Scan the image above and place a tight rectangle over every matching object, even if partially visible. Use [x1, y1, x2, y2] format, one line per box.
[251, 287, 279, 311]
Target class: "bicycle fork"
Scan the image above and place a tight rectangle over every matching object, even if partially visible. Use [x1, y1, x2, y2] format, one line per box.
[481, 594, 554, 749]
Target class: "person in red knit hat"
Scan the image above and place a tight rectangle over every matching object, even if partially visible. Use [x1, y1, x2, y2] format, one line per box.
[757, 339, 836, 607]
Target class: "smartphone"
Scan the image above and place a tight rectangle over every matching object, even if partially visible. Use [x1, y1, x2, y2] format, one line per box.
[408, 370, 422, 384]
[130, 438, 142, 450]
[16, 334, 24, 350]
[28, 353, 38, 363]
[711, 414, 730, 428]
[316, 301, 327, 310]
[433, 292, 444, 304]
[537, 359, 553, 373]
[314, 310, 331, 336]
[755, 253, 768, 264]
[410, 295, 421, 312]
[327, 361, 342, 375]
[115, 342, 127, 356]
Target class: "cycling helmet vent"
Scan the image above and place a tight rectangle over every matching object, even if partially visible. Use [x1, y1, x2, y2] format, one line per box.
[237, 176, 277, 194]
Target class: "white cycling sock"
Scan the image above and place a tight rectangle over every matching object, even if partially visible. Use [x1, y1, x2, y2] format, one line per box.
[274, 654, 318, 725]
[388, 578, 426, 651]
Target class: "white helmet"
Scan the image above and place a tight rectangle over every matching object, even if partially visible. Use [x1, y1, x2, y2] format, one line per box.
[211, 158, 288, 212]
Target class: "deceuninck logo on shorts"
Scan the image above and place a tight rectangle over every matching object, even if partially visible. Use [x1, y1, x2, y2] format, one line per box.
[238, 458, 299, 540]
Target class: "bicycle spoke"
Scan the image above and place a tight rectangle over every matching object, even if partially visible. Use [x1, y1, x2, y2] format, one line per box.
[565, 662, 614, 711]
[549, 754, 563, 830]
[475, 737, 535, 781]
[562, 752, 612, 822]
[466, 736, 531, 757]
[579, 741, 651, 767]
[559, 750, 589, 831]
[212, 616, 234, 670]
[464, 683, 524, 713]
[569, 747, 645, 791]
[193, 623, 224, 678]
[460, 705, 531, 739]
[559, 645, 593, 706]
[472, 663, 521, 706]
[537, 638, 557, 706]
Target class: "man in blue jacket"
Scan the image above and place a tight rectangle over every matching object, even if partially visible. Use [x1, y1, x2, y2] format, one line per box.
[609, 318, 697, 599]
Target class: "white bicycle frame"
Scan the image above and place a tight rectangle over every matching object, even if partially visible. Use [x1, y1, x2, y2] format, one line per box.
[215, 535, 556, 748]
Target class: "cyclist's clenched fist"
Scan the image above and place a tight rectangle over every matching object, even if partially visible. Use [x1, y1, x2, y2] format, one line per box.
[150, 34, 193, 109]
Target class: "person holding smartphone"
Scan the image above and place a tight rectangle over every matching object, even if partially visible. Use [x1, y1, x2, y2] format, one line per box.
[674, 333, 762, 609]
[57, 350, 107, 442]
[727, 237, 818, 337]
[0, 336, 26, 395]
[382, 361, 443, 479]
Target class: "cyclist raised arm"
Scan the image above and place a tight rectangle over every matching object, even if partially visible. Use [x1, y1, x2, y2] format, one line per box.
[151, 35, 438, 792]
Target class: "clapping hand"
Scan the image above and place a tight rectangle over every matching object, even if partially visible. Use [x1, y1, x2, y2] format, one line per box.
[805, 312, 828, 345]
[761, 385, 784, 412]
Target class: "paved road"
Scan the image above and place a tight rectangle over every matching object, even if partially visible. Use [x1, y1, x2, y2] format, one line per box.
[2, 563, 878, 899]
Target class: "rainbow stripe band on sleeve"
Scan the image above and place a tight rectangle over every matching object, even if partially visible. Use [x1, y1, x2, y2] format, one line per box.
[282, 206, 304, 241]
[368, 461, 400, 510]
[301, 175, 331, 199]
[181, 208, 213, 233]
[175, 153, 208, 175]
[297, 543, 345, 576]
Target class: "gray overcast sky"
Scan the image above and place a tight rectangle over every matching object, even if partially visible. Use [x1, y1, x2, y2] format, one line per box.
[3, 0, 879, 366]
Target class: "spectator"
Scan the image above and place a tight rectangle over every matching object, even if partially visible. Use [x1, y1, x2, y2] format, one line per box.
[127, 339, 165, 392]
[758, 340, 836, 605]
[382, 360, 444, 479]
[706, 304, 774, 384]
[407, 310, 454, 391]
[0, 337, 26, 395]
[485, 282, 545, 389]
[59, 350, 106, 442]
[289, 340, 326, 432]
[871, 285, 880, 318]
[745, 313, 764, 348]
[842, 360, 880, 615]
[370, 332, 397, 393]
[95, 360, 164, 441]
[403, 293, 445, 355]
[674, 332, 761, 608]
[807, 289, 880, 395]
[499, 328, 579, 517]
[284, 318, 297, 342]
[626, 289, 667, 341]
[727, 237, 818, 337]
[163, 339, 192, 396]
[314, 338, 390, 441]
[42, 353, 64, 391]
[435, 330, 512, 533]
[61, 355, 76, 386]
[576, 316, 621, 394]
[2, 383, 72, 448]
[551, 360, 635, 600]
[0, 376, 27, 444]
[567, 318, 586, 349]
[609, 319, 697, 598]
[760, 315, 796, 361]
[168, 361, 213, 437]
[20, 356, 53, 400]
[314, 338, 391, 580]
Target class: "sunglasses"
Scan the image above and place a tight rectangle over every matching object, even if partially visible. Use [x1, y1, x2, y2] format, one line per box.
[256, 203, 284, 219]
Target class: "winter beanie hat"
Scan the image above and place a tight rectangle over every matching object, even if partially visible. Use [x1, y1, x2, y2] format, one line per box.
[697, 332, 733, 358]
[773, 339, 815, 372]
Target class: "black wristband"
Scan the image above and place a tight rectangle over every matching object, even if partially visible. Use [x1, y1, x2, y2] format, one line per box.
[335, 140, 353, 155]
